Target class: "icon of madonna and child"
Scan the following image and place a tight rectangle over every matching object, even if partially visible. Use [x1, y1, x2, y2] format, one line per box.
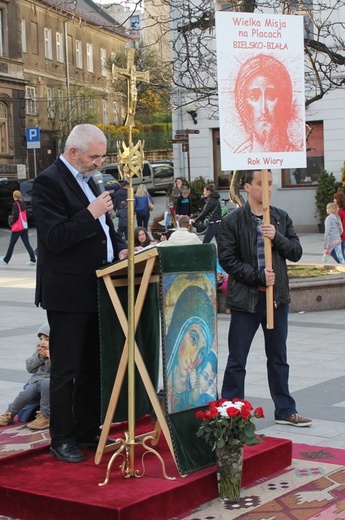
[163, 273, 218, 414]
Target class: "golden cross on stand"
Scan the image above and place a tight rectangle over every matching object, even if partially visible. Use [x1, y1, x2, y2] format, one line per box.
[112, 47, 149, 180]
[95, 48, 177, 484]
[112, 47, 150, 133]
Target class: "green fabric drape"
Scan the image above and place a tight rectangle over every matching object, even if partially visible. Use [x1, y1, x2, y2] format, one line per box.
[98, 280, 160, 422]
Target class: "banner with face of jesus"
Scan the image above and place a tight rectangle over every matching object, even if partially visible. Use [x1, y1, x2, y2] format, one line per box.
[216, 12, 306, 172]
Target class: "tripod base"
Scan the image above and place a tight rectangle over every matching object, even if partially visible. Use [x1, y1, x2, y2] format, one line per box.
[98, 431, 176, 486]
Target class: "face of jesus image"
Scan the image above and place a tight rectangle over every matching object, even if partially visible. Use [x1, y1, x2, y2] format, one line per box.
[234, 54, 296, 152]
[245, 74, 279, 145]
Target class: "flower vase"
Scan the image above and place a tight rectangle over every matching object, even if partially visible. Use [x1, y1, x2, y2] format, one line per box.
[216, 444, 243, 502]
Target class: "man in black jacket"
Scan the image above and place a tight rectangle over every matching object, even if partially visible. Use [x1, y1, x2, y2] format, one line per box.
[218, 170, 312, 427]
[32, 124, 128, 463]
[192, 184, 222, 244]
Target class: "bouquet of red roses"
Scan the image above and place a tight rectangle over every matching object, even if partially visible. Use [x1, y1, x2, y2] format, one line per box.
[196, 397, 265, 451]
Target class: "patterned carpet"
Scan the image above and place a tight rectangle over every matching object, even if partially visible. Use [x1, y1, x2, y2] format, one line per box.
[176, 445, 345, 520]
[0, 422, 50, 459]
[1, 424, 345, 520]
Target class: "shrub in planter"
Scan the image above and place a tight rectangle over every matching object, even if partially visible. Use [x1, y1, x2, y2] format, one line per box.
[315, 170, 337, 225]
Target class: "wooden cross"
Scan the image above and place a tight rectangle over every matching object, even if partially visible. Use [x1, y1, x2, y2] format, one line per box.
[112, 47, 150, 129]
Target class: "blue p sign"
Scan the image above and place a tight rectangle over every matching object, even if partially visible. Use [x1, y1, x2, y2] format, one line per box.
[26, 127, 41, 149]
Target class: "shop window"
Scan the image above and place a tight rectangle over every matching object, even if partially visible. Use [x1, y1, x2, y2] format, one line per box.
[282, 121, 324, 187]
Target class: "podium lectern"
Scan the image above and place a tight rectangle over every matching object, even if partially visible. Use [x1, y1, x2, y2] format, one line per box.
[96, 244, 217, 475]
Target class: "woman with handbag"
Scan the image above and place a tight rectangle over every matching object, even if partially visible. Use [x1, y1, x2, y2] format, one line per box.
[134, 183, 154, 230]
[0, 190, 36, 265]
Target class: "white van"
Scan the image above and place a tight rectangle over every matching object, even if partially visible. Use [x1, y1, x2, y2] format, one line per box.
[100, 160, 173, 194]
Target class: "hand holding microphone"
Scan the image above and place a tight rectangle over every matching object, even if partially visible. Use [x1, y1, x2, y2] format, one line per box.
[88, 171, 114, 219]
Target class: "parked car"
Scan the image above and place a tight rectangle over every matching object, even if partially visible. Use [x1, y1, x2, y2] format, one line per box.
[0, 178, 35, 225]
[19, 179, 34, 222]
[150, 162, 174, 192]
[100, 160, 174, 195]
[101, 173, 121, 200]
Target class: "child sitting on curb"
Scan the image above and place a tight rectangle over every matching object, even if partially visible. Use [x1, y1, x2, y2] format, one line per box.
[0, 323, 51, 430]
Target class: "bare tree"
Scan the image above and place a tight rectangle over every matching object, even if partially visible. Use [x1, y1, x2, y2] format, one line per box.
[96, 0, 345, 204]
[107, 40, 172, 119]
[140, 0, 345, 204]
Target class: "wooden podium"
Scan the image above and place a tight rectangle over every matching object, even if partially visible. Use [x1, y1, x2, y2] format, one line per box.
[94, 246, 178, 478]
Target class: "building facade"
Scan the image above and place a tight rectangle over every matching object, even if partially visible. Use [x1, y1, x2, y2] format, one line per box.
[0, 0, 131, 179]
[0, 0, 27, 177]
[170, 1, 345, 231]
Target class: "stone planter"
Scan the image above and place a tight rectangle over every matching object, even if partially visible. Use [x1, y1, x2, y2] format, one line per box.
[289, 267, 345, 313]
[217, 266, 345, 314]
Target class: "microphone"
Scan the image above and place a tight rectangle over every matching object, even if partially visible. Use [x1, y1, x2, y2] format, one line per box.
[92, 171, 115, 219]
[92, 171, 106, 194]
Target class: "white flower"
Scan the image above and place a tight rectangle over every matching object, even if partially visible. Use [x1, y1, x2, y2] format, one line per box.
[217, 400, 244, 418]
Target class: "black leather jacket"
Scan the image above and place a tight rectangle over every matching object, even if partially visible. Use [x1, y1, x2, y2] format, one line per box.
[194, 191, 222, 224]
[218, 202, 302, 312]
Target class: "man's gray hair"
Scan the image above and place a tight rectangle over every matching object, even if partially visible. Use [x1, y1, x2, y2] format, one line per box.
[64, 124, 106, 153]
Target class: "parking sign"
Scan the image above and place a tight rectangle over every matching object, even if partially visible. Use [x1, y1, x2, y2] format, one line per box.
[26, 127, 41, 149]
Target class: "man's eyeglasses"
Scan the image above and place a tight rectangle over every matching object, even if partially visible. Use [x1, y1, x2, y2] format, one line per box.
[90, 155, 109, 165]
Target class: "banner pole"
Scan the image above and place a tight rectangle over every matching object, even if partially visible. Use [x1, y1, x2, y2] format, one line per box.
[261, 169, 274, 329]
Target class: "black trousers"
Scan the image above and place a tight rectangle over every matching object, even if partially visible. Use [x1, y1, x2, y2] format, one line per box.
[203, 221, 220, 244]
[47, 310, 101, 448]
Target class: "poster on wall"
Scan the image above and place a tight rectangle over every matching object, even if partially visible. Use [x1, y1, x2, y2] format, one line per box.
[162, 272, 218, 415]
[216, 12, 306, 171]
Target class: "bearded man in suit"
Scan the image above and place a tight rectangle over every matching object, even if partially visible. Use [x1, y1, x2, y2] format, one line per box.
[32, 124, 128, 463]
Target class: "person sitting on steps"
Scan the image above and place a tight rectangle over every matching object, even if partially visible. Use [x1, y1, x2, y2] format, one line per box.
[0, 323, 51, 430]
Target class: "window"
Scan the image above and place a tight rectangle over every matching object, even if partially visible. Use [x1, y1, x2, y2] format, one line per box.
[213, 129, 233, 189]
[21, 19, 27, 54]
[25, 86, 37, 115]
[113, 101, 120, 125]
[0, 10, 3, 57]
[67, 34, 73, 65]
[31, 22, 38, 54]
[0, 101, 9, 154]
[100, 48, 107, 76]
[47, 87, 55, 119]
[57, 89, 66, 120]
[103, 99, 108, 125]
[76, 39, 82, 69]
[44, 28, 52, 60]
[56, 32, 64, 63]
[282, 121, 324, 187]
[86, 43, 93, 72]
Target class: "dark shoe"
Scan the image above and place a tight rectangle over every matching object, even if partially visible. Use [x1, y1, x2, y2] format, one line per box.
[77, 435, 116, 449]
[50, 443, 86, 463]
[275, 413, 312, 427]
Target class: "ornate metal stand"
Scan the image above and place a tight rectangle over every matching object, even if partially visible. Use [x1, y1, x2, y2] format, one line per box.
[96, 47, 176, 484]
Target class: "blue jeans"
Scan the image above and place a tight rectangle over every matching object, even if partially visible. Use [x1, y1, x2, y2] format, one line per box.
[3, 230, 36, 263]
[330, 240, 345, 263]
[136, 211, 150, 230]
[221, 292, 297, 420]
[9, 378, 50, 418]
